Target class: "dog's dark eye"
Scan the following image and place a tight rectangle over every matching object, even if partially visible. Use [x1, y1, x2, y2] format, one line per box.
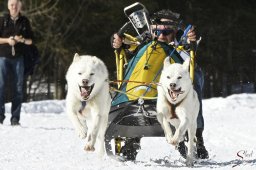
[177, 76, 182, 79]
[78, 73, 82, 75]
[167, 76, 170, 79]
[90, 73, 94, 76]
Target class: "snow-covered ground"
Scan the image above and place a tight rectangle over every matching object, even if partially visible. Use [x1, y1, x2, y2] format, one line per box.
[0, 94, 256, 170]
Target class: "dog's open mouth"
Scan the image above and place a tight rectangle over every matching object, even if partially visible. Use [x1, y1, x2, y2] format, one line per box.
[168, 87, 184, 101]
[79, 84, 94, 100]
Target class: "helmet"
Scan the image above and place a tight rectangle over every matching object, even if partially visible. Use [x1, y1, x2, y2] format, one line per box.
[151, 9, 181, 28]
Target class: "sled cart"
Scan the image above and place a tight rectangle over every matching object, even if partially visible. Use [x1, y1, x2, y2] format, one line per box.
[105, 2, 197, 161]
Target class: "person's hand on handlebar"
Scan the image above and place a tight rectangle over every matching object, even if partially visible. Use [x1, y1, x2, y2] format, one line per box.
[112, 34, 123, 49]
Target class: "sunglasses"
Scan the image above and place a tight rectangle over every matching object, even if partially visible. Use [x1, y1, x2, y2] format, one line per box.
[152, 29, 174, 36]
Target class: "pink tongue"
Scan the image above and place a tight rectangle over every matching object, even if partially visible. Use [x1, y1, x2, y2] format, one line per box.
[81, 89, 89, 96]
[171, 91, 177, 99]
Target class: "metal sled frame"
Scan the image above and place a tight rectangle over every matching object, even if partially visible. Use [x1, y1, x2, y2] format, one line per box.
[105, 99, 164, 158]
[124, 2, 151, 38]
[106, 2, 197, 160]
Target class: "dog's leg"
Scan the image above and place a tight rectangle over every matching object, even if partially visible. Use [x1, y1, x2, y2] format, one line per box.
[68, 113, 87, 139]
[157, 113, 173, 143]
[84, 113, 101, 152]
[170, 111, 188, 145]
[157, 98, 174, 144]
[96, 115, 108, 157]
[66, 94, 88, 139]
[163, 117, 173, 144]
[186, 123, 197, 166]
[66, 100, 88, 139]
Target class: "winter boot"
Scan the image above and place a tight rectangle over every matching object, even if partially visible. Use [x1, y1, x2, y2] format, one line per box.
[11, 117, 20, 126]
[120, 137, 141, 161]
[177, 141, 187, 159]
[196, 128, 209, 159]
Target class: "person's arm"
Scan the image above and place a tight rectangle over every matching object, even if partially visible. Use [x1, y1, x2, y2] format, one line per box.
[0, 37, 9, 44]
[14, 35, 32, 45]
[187, 26, 196, 43]
[111, 33, 140, 50]
[178, 26, 200, 51]
[14, 16, 33, 45]
[23, 38, 32, 45]
[112, 33, 123, 49]
[0, 36, 16, 45]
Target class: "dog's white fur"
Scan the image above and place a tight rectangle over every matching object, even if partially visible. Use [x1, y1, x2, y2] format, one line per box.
[157, 58, 199, 166]
[66, 53, 111, 156]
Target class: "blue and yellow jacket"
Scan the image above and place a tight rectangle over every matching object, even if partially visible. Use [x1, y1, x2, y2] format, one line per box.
[112, 39, 189, 106]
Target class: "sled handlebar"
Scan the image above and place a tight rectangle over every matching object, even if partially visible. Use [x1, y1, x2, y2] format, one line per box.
[117, 22, 131, 37]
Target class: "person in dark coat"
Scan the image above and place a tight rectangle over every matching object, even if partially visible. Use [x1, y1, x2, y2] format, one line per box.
[0, 0, 33, 125]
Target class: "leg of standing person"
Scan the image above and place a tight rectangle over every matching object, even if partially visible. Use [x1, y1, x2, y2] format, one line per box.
[0, 58, 8, 124]
[10, 57, 24, 125]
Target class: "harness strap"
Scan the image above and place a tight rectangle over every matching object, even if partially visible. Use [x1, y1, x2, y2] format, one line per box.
[110, 87, 157, 100]
[109, 80, 161, 86]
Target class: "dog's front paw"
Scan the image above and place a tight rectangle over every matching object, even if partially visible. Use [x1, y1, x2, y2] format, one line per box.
[84, 143, 95, 152]
[169, 137, 178, 146]
[84, 133, 96, 152]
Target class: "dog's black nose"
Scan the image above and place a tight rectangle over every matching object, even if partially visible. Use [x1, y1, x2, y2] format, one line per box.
[82, 79, 89, 85]
[170, 83, 176, 88]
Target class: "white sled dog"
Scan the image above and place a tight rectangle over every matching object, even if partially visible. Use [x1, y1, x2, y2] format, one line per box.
[66, 53, 111, 156]
[156, 58, 199, 166]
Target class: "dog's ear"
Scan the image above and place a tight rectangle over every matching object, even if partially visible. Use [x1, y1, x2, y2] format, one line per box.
[91, 56, 109, 78]
[183, 58, 190, 71]
[163, 57, 171, 69]
[73, 53, 81, 62]
[91, 56, 98, 65]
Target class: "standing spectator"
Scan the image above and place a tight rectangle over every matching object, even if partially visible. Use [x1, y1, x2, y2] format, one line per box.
[0, 0, 33, 125]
